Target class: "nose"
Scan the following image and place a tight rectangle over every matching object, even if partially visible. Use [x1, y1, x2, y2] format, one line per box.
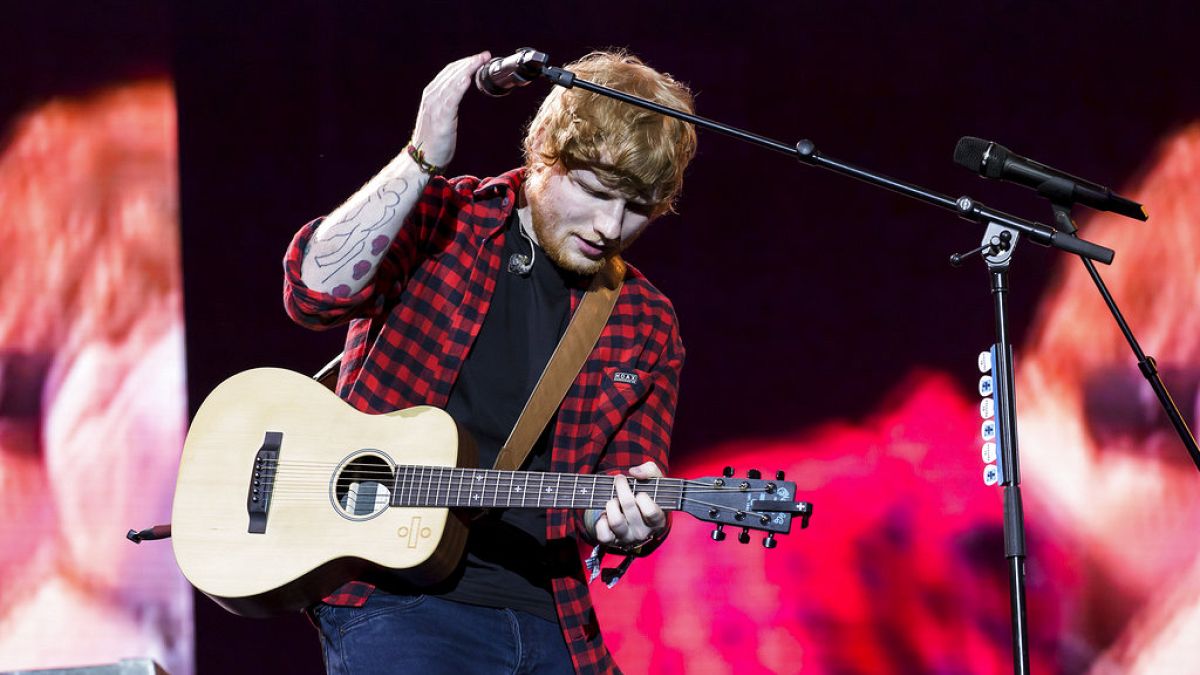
[592, 199, 626, 243]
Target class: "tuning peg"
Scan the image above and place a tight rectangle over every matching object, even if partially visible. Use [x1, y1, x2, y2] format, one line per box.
[711, 524, 726, 541]
[763, 533, 778, 549]
[722, 466, 735, 478]
[776, 470, 786, 480]
[738, 528, 751, 544]
[747, 469, 762, 479]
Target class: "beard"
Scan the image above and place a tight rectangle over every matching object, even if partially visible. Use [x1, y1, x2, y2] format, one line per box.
[524, 175, 612, 276]
[528, 205, 607, 276]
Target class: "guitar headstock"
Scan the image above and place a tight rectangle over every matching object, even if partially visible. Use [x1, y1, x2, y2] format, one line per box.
[679, 467, 812, 548]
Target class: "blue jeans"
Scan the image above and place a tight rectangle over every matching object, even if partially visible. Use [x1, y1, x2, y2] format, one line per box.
[313, 591, 575, 675]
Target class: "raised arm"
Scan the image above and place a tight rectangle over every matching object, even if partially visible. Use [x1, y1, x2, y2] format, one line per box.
[299, 51, 491, 296]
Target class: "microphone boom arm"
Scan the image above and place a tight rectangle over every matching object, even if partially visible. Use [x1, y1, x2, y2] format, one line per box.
[535, 62, 1114, 264]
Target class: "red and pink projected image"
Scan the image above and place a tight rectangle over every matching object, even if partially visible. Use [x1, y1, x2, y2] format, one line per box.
[0, 81, 192, 674]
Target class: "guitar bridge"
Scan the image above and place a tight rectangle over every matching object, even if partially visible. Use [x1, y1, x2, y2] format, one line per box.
[247, 431, 282, 534]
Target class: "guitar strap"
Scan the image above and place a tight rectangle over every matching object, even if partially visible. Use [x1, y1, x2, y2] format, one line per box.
[492, 256, 625, 471]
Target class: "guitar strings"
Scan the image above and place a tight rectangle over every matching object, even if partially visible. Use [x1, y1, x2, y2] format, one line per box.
[264, 474, 786, 515]
[259, 492, 784, 526]
[262, 468, 774, 495]
[248, 461, 792, 518]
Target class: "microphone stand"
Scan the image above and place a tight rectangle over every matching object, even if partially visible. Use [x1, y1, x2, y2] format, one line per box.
[522, 51, 1118, 675]
[1047, 202, 1200, 471]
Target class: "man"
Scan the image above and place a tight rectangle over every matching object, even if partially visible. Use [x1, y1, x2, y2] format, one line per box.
[282, 50, 697, 674]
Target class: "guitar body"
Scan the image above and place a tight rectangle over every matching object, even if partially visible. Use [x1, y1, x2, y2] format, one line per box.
[171, 368, 471, 617]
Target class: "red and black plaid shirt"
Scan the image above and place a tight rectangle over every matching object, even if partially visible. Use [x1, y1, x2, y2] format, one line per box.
[282, 168, 683, 675]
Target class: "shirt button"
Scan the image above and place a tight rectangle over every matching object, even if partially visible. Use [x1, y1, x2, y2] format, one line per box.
[502, 197, 511, 207]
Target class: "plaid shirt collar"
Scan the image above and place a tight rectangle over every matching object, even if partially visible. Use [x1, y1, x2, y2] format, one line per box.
[469, 167, 525, 240]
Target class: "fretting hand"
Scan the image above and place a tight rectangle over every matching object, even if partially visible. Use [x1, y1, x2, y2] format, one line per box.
[592, 461, 668, 550]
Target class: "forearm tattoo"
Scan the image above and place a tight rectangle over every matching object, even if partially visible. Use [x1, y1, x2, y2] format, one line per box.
[314, 178, 409, 285]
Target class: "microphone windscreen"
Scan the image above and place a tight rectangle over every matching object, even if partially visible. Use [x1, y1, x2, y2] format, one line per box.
[953, 136, 990, 172]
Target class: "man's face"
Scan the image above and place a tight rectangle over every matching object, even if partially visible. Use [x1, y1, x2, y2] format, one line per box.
[523, 163, 654, 275]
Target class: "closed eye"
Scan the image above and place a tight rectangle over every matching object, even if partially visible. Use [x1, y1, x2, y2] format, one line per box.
[627, 202, 654, 217]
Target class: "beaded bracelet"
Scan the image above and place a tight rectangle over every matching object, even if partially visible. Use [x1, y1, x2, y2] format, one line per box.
[406, 142, 444, 176]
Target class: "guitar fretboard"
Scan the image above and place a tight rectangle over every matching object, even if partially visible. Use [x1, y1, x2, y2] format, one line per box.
[386, 466, 686, 511]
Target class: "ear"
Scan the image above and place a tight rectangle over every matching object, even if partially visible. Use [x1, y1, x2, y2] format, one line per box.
[531, 120, 547, 145]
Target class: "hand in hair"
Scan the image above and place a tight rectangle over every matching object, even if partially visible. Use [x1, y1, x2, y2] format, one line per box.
[410, 51, 491, 169]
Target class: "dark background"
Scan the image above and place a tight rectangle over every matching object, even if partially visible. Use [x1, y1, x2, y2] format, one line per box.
[6, 1, 1198, 672]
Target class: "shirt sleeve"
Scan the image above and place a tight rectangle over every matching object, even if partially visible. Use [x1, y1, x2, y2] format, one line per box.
[282, 175, 469, 330]
[576, 307, 686, 556]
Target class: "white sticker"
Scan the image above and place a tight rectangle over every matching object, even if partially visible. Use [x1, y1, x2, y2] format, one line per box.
[978, 350, 993, 373]
[983, 464, 1000, 486]
[978, 375, 994, 397]
[981, 420, 996, 441]
[981, 442, 997, 463]
[980, 398, 995, 419]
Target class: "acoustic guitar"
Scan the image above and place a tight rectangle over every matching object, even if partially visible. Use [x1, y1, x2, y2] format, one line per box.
[171, 368, 811, 617]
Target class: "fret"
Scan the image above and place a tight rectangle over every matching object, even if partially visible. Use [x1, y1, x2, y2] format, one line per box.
[413, 466, 422, 507]
[511, 470, 523, 505]
[522, 472, 530, 509]
[471, 469, 483, 506]
[403, 461, 412, 504]
[651, 478, 659, 510]
[440, 466, 450, 508]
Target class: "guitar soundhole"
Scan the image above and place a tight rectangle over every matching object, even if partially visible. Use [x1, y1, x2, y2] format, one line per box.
[332, 451, 395, 521]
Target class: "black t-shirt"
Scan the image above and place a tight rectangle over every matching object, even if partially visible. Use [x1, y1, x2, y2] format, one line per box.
[436, 211, 574, 621]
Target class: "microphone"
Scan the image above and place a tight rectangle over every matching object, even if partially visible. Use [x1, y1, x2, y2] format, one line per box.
[507, 253, 533, 276]
[953, 137, 1148, 221]
[474, 48, 548, 97]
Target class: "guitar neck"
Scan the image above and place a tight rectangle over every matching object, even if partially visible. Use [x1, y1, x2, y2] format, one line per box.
[385, 466, 685, 511]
